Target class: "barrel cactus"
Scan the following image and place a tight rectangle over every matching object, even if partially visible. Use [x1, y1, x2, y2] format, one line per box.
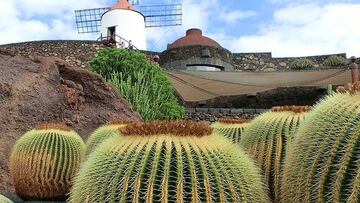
[0, 194, 13, 203]
[10, 123, 85, 201]
[282, 83, 360, 203]
[240, 105, 310, 202]
[211, 118, 250, 144]
[70, 120, 269, 203]
[85, 120, 133, 156]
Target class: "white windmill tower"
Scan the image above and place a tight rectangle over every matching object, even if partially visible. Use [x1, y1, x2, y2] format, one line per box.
[75, 0, 182, 50]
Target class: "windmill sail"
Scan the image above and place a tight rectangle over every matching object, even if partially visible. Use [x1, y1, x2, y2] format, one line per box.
[75, 8, 109, 34]
[141, 4, 182, 27]
[74, 3, 182, 34]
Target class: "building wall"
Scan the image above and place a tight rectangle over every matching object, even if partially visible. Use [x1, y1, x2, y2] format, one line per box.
[160, 45, 233, 71]
[101, 9, 147, 50]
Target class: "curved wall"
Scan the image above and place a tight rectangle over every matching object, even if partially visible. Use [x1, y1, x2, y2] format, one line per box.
[101, 9, 147, 50]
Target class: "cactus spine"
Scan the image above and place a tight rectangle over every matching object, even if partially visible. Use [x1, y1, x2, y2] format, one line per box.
[211, 118, 250, 144]
[240, 106, 310, 203]
[85, 120, 133, 156]
[70, 121, 269, 203]
[0, 194, 13, 203]
[282, 83, 360, 203]
[9, 123, 85, 201]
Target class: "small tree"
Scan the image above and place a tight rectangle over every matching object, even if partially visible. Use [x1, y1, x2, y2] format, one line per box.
[90, 48, 185, 120]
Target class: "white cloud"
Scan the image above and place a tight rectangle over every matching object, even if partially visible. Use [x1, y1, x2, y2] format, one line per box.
[0, 0, 106, 44]
[219, 10, 257, 24]
[217, 3, 360, 57]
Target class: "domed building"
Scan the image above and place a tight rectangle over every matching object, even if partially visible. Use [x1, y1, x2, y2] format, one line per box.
[159, 28, 234, 71]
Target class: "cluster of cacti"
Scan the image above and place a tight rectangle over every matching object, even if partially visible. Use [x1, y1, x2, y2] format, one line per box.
[9, 123, 85, 201]
[282, 82, 360, 203]
[211, 118, 250, 144]
[70, 121, 269, 202]
[85, 120, 133, 155]
[323, 55, 348, 66]
[240, 105, 310, 202]
[0, 194, 13, 203]
[289, 58, 315, 70]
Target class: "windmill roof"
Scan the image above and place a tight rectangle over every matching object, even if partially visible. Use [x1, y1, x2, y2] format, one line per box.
[168, 28, 222, 49]
[109, 0, 140, 13]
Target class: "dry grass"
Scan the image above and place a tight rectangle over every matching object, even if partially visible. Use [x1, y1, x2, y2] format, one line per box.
[120, 120, 212, 137]
[107, 120, 136, 125]
[35, 123, 72, 131]
[337, 81, 360, 94]
[272, 105, 312, 113]
[218, 118, 251, 124]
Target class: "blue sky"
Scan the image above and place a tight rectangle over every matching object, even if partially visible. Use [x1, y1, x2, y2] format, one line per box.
[1, 0, 360, 57]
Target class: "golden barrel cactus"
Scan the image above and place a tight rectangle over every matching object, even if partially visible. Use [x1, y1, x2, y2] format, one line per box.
[240, 105, 310, 202]
[211, 118, 250, 144]
[0, 194, 13, 203]
[85, 120, 133, 156]
[70, 121, 269, 203]
[282, 83, 360, 203]
[9, 123, 85, 201]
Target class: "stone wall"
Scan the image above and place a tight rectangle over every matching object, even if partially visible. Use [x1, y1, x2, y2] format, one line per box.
[0, 40, 114, 69]
[185, 108, 266, 122]
[232, 53, 349, 71]
[185, 87, 328, 108]
[1, 40, 356, 72]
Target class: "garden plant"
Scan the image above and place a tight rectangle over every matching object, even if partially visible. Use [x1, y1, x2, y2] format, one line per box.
[9, 124, 85, 201]
[90, 48, 185, 120]
[211, 118, 250, 144]
[240, 105, 310, 202]
[282, 83, 360, 203]
[70, 121, 269, 203]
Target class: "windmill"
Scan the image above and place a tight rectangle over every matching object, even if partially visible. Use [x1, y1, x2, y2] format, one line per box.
[75, 0, 182, 50]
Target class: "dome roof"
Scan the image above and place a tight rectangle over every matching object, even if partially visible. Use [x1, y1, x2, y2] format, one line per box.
[168, 28, 222, 49]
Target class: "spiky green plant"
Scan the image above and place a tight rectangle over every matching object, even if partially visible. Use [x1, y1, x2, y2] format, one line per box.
[10, 123, 85, 201]
[323, 55, 348, 66]
[289, 58, 315, 70]
[240, 105, 310, 203]
[281, 83, 360, 203]
[85, 120, 133, 156]
[0, 194, 13, 203]
[211, 118, 250, 144]
[70, 121, 269, 203]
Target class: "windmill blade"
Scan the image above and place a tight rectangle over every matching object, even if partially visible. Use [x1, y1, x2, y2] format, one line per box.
[141, 4, 182, 28]
[129, 0, 140, 5]
[75, 7, 109, 34]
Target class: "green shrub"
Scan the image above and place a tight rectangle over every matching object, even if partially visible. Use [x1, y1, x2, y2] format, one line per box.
[282, 85, 360, 203]
[90, 48, 185, 120]
[323, 55, 348, 66]
[70, 121, 269, 203]
[211, 118, 250, 144]
[10, 123, 85, 201]
[0, 194, 13, 203]
[240, 106, 310, 202]
[289, 58, 315, 70]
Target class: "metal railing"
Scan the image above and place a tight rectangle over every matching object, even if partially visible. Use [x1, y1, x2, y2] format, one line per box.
[97, 34, 139, 50]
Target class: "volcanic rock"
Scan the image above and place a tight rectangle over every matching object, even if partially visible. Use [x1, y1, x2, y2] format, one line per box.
[0, 50, 141, 201]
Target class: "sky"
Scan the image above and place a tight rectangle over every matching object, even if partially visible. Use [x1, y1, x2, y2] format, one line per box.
[0, 0, 359, 57]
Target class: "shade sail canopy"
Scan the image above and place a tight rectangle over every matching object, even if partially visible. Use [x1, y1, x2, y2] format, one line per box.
[167, 69, 352, 102]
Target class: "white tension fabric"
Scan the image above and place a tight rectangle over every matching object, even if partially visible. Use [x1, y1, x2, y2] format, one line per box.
[167, 68, 352, 102]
